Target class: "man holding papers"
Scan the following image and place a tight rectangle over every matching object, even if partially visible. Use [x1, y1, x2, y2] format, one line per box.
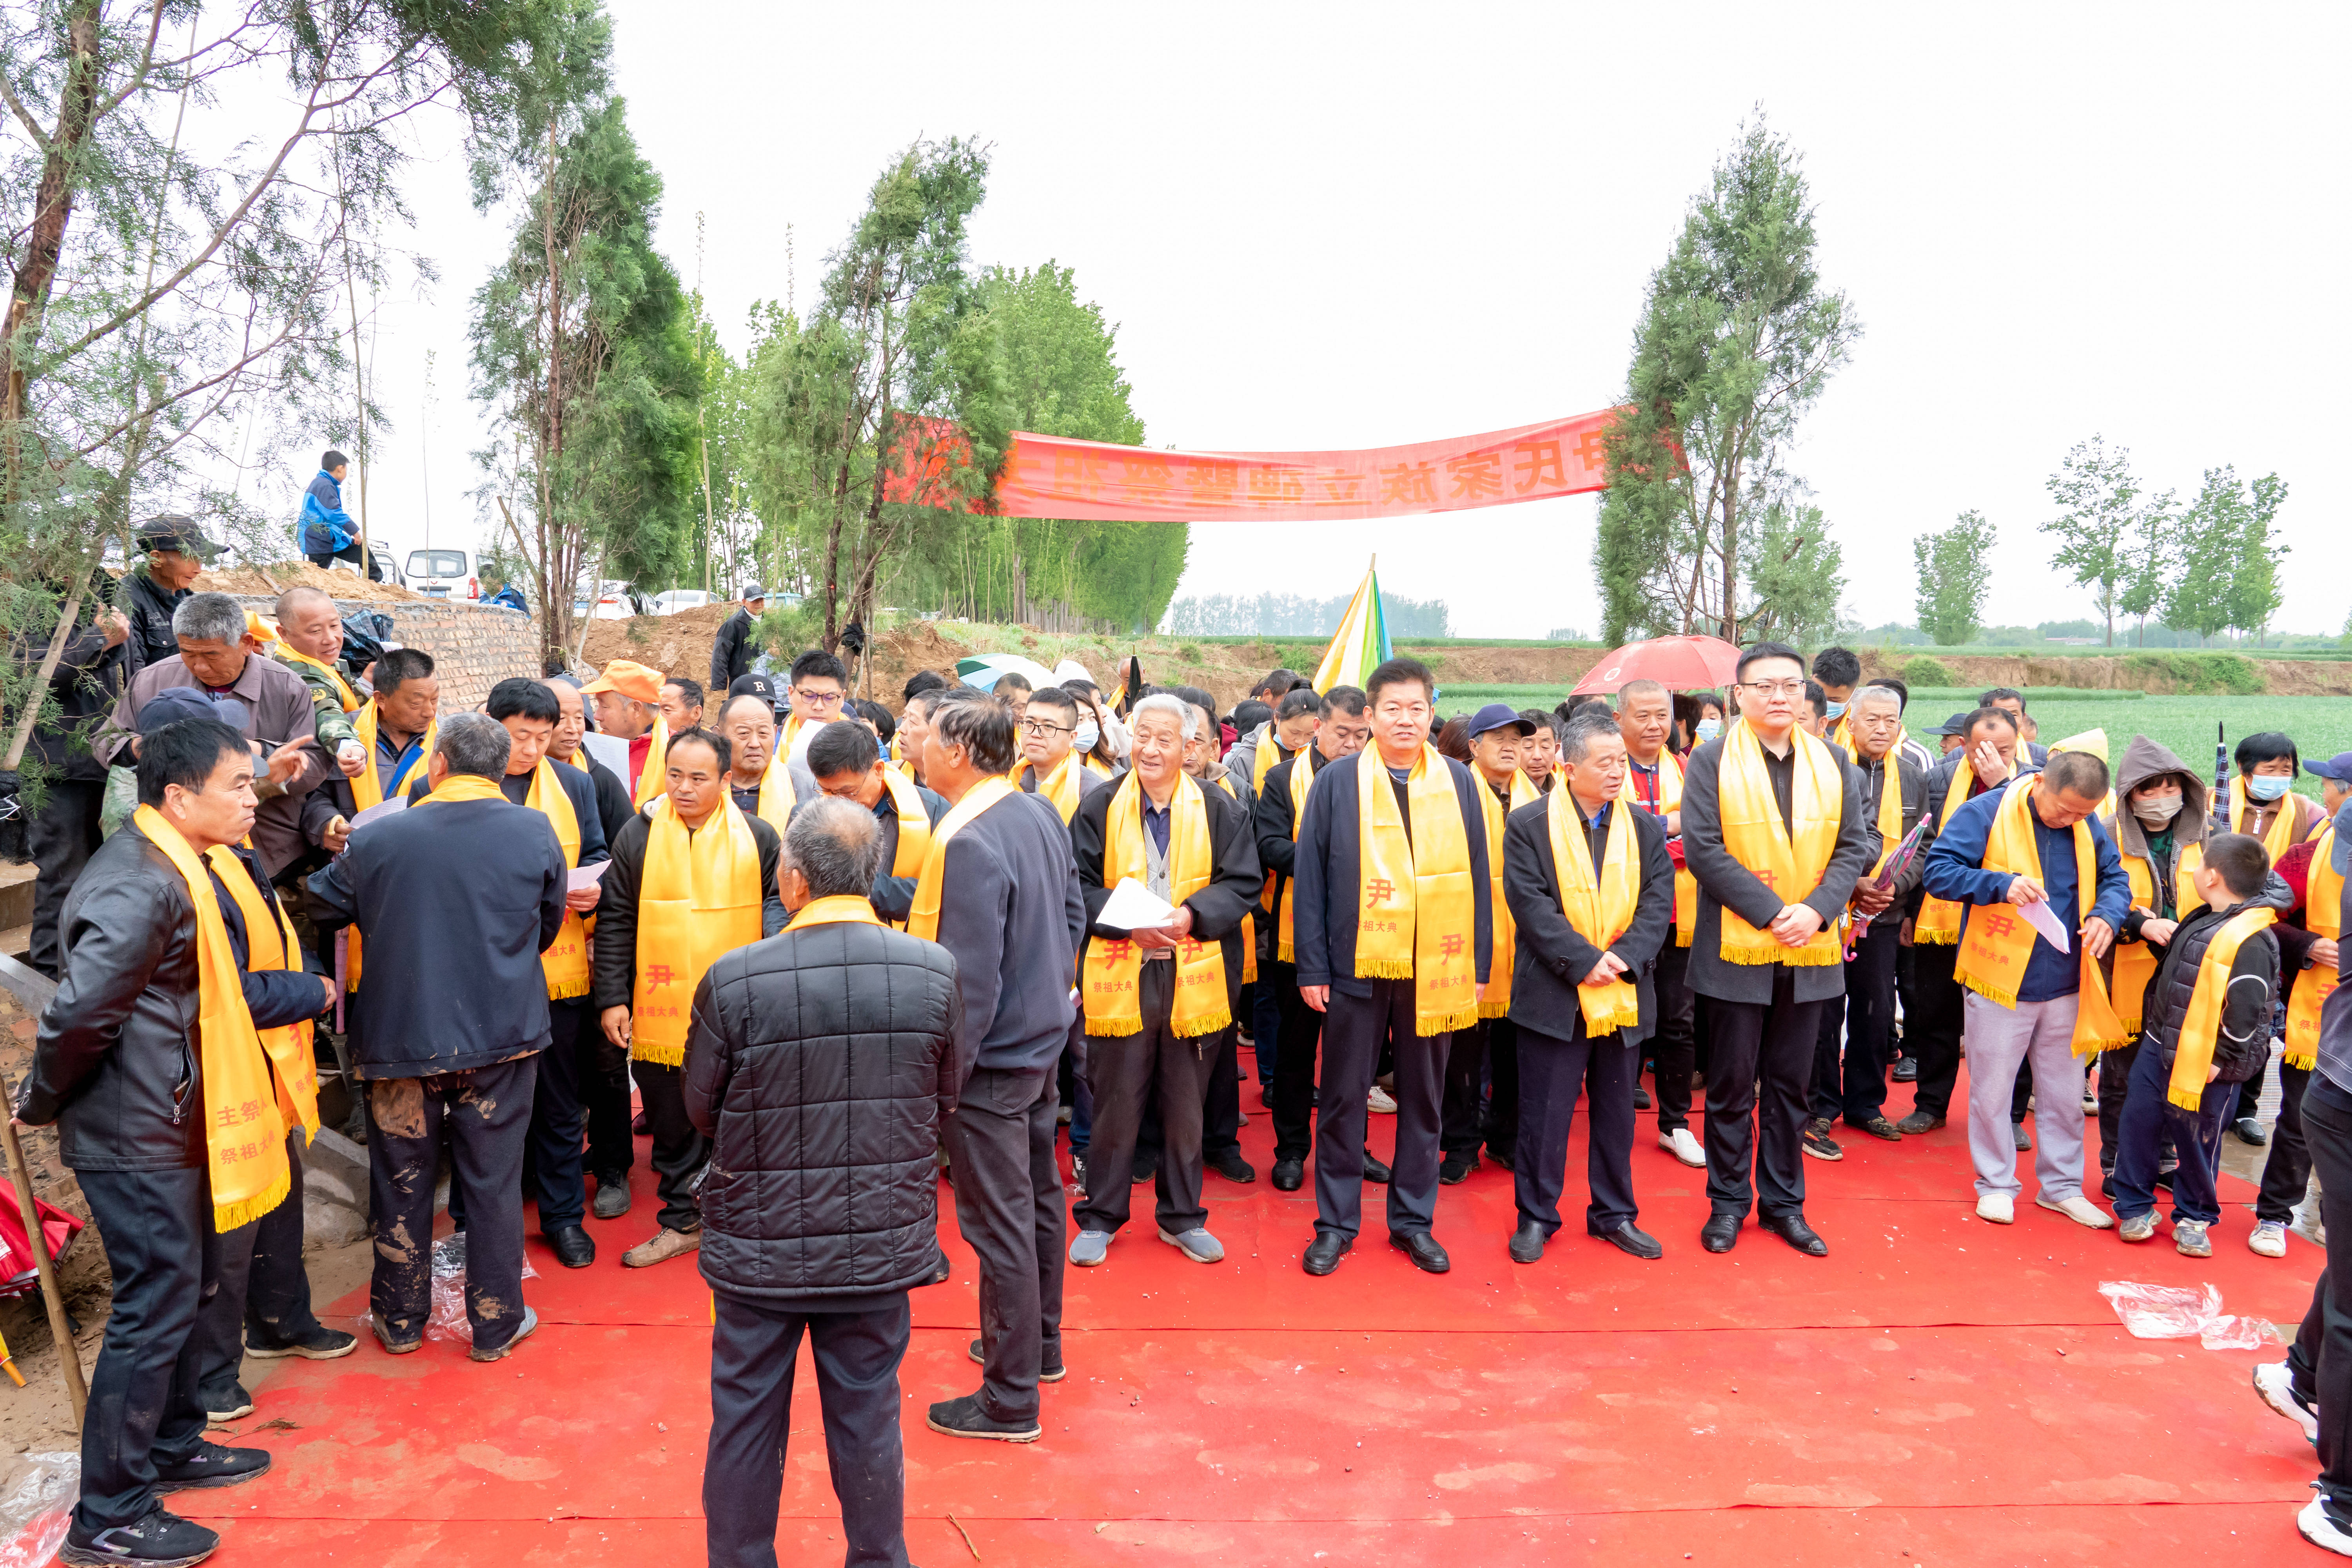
[1066, 695, 1262, 1269]
[1921, 748, 2132, 1227]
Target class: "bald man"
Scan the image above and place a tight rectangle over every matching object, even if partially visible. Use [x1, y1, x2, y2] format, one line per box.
[271, 586, 367, 778]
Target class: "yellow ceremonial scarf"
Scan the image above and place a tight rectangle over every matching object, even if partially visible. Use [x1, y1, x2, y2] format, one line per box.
[1916, 757, 2014, 944]
[2230, 775, 2318, 864]
[2287, 825, 2341, 1068]
[791, 894, 884, 931]
[1352, 745, 1479, 1035]
[274, 644, 359, 712]
[342, 704, 436, 990]
[560, 747, 588, 773]
[136, 809, 319, 1232]
[2106, 825, 2206, 1038]
[522, 761, 591, 1000]
[1082, 773, 1230, 1038]
[1952, 777, 2127, 1056]
[632, 718, 670, 808]
[1252, 729, 1285, 793]
[1711, 722, 1843, 968]
[630, 797, 764, 1065]
[1026, 751, 1086, 825]
[1083, 754, 1114, 779]
[906, 776, 1018, 942]
[879, 767, 934, 881]
[1621, 750, 1696, 947]
[1843, 737, 1907, 881]
[1548, 793, 1644, 1035]
[2169, 904, 2278, 1108]
[747, 760, 798, 836]
[1476, 768, 1540, 1016]
[1276, 753, 1317, 964]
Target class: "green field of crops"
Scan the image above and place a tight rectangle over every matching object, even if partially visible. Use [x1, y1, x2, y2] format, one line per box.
[1432, 685, 2352, 802]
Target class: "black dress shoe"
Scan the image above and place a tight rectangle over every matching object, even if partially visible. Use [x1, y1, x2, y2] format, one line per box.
[1362, 1154, 1392, 1184]
[1891, 1056, 1918, 1082]
[1390, 1231, 1451, 1274]
[1271, 1158, 1304, 1191]
[1508, 1220, 1546, 1264]
[2232, 1116, 2269, 1146]
[1131, 1158, 1158, 1185]
[1632, 1083, 1652, 1110]
[1485, 1143, 1515, 1171]
[1303, 1231, 1353, 1275]
[546, 1225, 595, 1269]
[1438, 1152, 1478, 1185]
[1701, 1213, 1740, 1253]
[1210, 1150, 1256, 1183]
[1593, 1220, 1663, 1260]
[1760, 1212, 1828, 1256]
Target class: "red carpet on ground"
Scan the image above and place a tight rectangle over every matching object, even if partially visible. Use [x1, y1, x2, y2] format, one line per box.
[185, 1053, 2323, 1565]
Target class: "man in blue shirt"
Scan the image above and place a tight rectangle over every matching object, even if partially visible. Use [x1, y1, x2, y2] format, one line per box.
[1922, 749, 2130, 1229]
[300, 449, 360, 569]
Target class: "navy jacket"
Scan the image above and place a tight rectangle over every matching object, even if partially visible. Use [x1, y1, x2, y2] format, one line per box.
[925, 789, 1085, 1082]
[306, 791, 569, 1077]
[1502, 793, 1675, 1045]
[1292, 751, 1494, 999]
[1921, 781, 2131, 1002]
[1069, 775, 1263, 1018]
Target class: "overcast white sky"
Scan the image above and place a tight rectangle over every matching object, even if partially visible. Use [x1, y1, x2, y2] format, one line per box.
[302, 2, 2348, 639]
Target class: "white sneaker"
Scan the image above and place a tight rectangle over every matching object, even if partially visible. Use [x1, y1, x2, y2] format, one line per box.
[1660, 1127, 1706, 1168]
[2256, 1361, 2321, 1446]
[1367, 1086, 1399, 1114]
[2250, 1221, 2289, 1258]
[1976, 1192, 2014, 1224]
[2301, 1496, 2352, 1557]
[1158, 1226, 1225, 1263]
[2035, 1193, 2114, 1230]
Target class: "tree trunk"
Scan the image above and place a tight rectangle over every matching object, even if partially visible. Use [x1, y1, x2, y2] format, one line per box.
[1, 1, 103, 485]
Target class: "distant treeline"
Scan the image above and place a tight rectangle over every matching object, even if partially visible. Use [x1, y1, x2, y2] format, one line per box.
[1163, 592, 1451, 638]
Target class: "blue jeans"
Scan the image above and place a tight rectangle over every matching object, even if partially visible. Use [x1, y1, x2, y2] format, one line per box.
[2112, 1038, 2240, 1226]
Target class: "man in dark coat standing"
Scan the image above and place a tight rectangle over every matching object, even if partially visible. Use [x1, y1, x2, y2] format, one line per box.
[19, 571, 131, 978]
[1502, 708, 1675, 1264]
[708, 585, 766, 693]
[910, 690, 1085, 1443]
[118, 515, 205, 677]
[306, 713, 568, 1358]
[690, 797, 959, 1568]
[1679, 642, 1871, 1258]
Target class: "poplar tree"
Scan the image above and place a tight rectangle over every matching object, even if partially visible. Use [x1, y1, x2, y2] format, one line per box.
[1911, 510, 1996, 646]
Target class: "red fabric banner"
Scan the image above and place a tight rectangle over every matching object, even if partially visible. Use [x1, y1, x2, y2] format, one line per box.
[983, 408, 1619, 523]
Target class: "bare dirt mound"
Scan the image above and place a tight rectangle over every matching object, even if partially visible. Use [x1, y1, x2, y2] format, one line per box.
[579, 602, 739, 684]
[189, 560, 426, 604]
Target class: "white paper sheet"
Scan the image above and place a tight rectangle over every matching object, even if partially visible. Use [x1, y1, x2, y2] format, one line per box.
[579, 731, 630, 777]
[1097, 877, 1179, 932]
[2020, 896, 2071, 954]
[567, 861, 612, 892]
[348, 796, 407, 833]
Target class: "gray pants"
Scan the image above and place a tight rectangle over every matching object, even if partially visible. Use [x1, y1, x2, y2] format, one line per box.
[1962, 991, 2087, 1203]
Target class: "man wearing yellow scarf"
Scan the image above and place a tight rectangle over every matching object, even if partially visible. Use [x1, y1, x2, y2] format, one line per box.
[1895, 706, 2026, 1136]
[1016, 685, 1112, 825]
[1680, 642, 1871, 1259]
[1920, 748, 2132, 1230]
[717, 690, 812, 835]
[25, 715, 331, 1552]
[906, 691, 1085, 1445]
[592, 728, 785, 1272]
[2108, 833, 2283, 1257]
[2232, 731, 2330, 859]
[1615, 678, 1704, 1167]
[806, 720, 948, 924]
[581, 657, 671, 804]
[1255, 686, 1371, 1193]
[1499, 708, 1675, 1265]
[1292, 657, 1492, 1279]
[779, 648, 852, 768]
[304, 714, 570, 1361]
[483, 680, 612, 1270]
[1439, 704, 1542, 1185]
[1064, 695, 1262, 1270]
[266, 584, 367, 777]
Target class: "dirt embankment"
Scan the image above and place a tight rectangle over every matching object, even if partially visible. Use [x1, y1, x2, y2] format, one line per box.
[1857, 650, 2352, 697]
[187, 560, 428, 604]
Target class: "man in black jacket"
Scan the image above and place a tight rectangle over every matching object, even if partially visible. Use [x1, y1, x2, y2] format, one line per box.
[805, 719, 947, 922]
[707, 585, 766, 693]
[1254, 686, 1370, 1191]
[306, 713, 568, 1359]
[20, 573, 131, 978]
[545, 674, 635, 1215]
[22, 718, 295, 1566]
[1501, 709, 1675, 1265]
[911, 690, 1085, 1443]
[118, 516, 203, 677]
[1065, 695, 1261, 1269]
[689, 797, 958, 1568]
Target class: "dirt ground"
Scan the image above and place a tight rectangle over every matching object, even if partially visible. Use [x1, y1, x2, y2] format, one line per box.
[177, 559, 430, 605]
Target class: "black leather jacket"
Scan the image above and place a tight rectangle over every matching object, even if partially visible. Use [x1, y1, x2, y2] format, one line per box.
[20, 824, 209, 1170]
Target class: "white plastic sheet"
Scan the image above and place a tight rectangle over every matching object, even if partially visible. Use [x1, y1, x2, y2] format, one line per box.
[2098, 1279, 2279, 1350]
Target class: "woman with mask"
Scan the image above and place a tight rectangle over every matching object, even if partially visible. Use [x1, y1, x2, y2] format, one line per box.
[2233, 732, 2330, 862]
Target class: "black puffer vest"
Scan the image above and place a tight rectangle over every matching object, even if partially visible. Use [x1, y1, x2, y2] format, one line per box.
[2142, 899, 2281, 1084]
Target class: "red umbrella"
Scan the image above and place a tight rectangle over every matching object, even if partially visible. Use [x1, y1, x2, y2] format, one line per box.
[1570, 635, 1743, 697]
[0, 1179, 80, 1299]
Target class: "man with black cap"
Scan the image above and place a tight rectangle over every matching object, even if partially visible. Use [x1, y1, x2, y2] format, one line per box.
[20, 573, 132, 978]
[120, 516, 206, 677]
[710, 586, 767, 691]
[1441, 702, 1540, 1182]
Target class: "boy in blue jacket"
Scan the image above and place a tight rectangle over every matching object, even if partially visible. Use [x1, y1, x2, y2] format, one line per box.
[301, 449, 358, 568]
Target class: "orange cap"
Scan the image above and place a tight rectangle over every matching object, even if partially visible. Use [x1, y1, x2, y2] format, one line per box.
[580, 658, 663, 703]
[243, 611, 278, 644]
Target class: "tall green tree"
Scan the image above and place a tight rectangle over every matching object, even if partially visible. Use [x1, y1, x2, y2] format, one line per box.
[2115, 483, 2179, 646]
[2039, 436, 2139, 645]
[2229, 470, 2288, 646]
[468, 9, 697, 666]
[1594, 117, 1860, 644]
[2163, 466, 2243, 645]
[1911, 509, 1996, 646]
[1741, 500, 1844, 644]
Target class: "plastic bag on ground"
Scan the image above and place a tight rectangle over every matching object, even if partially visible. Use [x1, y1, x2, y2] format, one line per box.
[423, 1231, 539, 1345]
[0, 1450, 76, 1568]
[2098, 1279, 2281, 1350]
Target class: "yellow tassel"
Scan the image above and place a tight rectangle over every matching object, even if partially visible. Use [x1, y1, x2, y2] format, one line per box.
[1913, 929, 1960, 946]
[1956, 974, 2020, 1010]
[1277, 939, 1295, 964]
[1720, 945, 1787, 966]
[2287, 1047, 2318, 1071]
[548, 976, 594, 1002]
[632, 1040, 687, 1069]
[1783, 944, 1843, 969]
[1676, 931, 1693, 948]
[213, 1168, 292, 1234]
[1087, 1016, 1145, 1039]
[1477, 998, 1511, 1019]
[1421, 1005, 1481, 1037]
[1356, 958, 1416, 980]
[2167, 1086, 2207, 1112]
[1173, 1013, 1233, 1040]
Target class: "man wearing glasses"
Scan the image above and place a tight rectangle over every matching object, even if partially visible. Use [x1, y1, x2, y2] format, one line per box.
[781, 650, 850, 767]
[1017, 686, 1111, 825]
[1678, 643, 1871, 1258]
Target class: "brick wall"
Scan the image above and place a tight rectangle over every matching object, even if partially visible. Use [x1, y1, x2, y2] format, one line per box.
[232, 596, 539, 717]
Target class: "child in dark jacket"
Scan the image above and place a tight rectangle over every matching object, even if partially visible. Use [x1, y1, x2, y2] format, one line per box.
[2113, 831, 2285, 1257]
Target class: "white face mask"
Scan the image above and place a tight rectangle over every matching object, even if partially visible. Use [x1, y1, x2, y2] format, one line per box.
[1695, 719, 1722, 742]
[2131, 791, 2182, 826]
[1073, 719, 1099, 754]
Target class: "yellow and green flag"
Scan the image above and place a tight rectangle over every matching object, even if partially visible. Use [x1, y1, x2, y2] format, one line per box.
[1312, 557, 1393, 695]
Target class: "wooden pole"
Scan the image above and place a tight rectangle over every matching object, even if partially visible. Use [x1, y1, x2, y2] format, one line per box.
[1, 1116, 85, 1426]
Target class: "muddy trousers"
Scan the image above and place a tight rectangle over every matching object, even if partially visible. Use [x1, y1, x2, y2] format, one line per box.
[365, 1054, 537, 1352]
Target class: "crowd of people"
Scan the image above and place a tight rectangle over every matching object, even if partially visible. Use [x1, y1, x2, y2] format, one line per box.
[12, 524, 2350, 1564]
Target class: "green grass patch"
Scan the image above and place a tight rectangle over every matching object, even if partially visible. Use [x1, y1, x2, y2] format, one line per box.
[1906, 687, 2147, 703]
